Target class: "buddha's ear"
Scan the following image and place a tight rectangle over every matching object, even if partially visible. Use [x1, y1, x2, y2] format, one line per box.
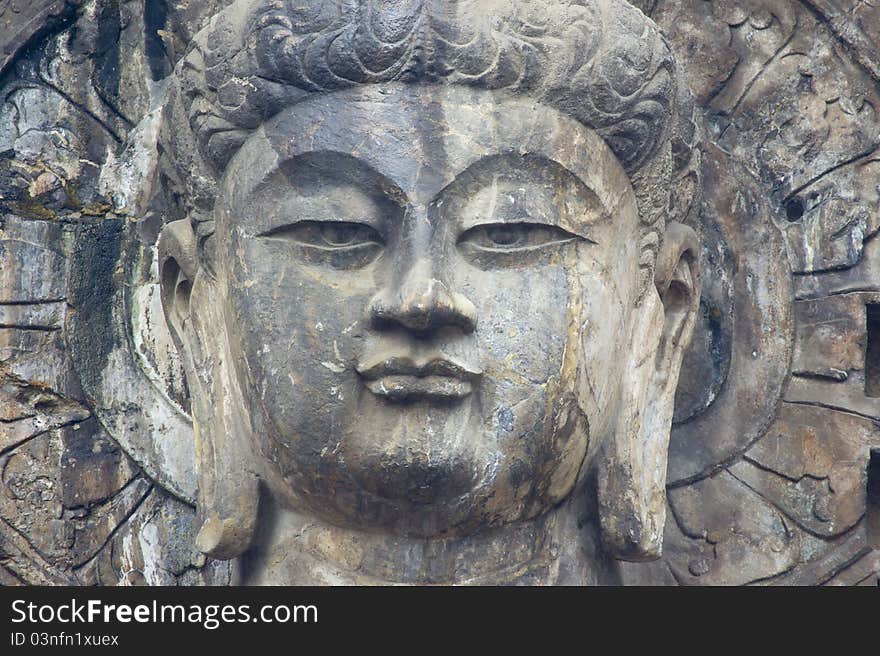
[598, 222, 700, 561]
[158, 220, 198, 355]
[158, 219, 259, 561]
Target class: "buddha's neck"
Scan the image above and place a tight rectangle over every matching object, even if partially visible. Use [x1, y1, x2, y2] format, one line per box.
[236, 490, 622, 585]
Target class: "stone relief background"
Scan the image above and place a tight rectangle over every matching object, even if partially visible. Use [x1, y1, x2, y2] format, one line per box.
[0, 0, 878, 585]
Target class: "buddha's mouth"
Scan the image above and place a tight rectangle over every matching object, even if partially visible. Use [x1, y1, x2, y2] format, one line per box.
[356, 354, 482, 401]
[365, 374, 473, 401]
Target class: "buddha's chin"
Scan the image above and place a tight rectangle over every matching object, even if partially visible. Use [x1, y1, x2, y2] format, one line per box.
[338, 397, 489, 502]
[266, 439, 580, 538]
[258, 396, 573, 535]
[280, 447, 501, 538]
[346, 446, 485, 507]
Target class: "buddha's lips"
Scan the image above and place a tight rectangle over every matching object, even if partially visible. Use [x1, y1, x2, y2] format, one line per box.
[356, 355, 482, 401]
[365, 375, 474, 401]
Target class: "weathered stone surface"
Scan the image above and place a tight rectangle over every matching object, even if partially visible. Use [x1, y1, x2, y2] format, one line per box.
[74, 489, 233, 586]
[805, 0, 880, 83]
[0, 381, 89, 453]
[65, 475, 151, 568]
[794, 232, 880, 301]
[58, 417, 139, 509]
[763, 524, 872, 585]
[68, 218, 196, 503]
[780, 160, 880, 274]
[667, 143, 792, 484]
[823, 550, 880, 586]
[663, 472, 800, 586]
[0, 0, 878, 586]
[730, 404, 875, 537]
[0, 230, 67, 304]
[0, 431, 68, 561]
[0, 1, 77, 76]
[792, 292, 872, 380]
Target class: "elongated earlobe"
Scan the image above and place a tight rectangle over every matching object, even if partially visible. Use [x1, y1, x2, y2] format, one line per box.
[598, 222, 700, 561]
[159, 220, 259, 560]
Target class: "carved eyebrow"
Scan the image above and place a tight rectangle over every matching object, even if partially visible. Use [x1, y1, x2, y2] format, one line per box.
[277, 151, 408, 205]
[237, 152, 408, 236]
[437, 153, 605, 206]
[436, 153, 607, 235]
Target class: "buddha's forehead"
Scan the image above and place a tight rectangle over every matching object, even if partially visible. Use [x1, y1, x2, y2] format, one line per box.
[221, 84, 635, 215]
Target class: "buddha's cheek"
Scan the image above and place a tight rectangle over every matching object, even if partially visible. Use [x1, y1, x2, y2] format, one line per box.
[226, 244, 376, 462]
[456, 261, 585, 515]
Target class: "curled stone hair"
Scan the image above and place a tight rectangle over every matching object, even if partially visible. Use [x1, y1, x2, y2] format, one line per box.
[159, 0, 702, 291]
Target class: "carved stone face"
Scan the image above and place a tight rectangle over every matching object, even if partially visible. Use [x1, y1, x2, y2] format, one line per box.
[210, 84, 645, 537]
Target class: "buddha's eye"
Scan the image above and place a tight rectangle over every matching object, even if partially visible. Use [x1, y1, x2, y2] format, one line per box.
[321, 223, 374, 246]
[485, 225, 525, 247]
[457, 222, 585, 269]
[258, 221, 384, 269]
[263, 221, 383, 249]
[458, 222, 579, 252]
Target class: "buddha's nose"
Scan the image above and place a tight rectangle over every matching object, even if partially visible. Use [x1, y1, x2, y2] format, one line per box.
[368, 257, 477, 335]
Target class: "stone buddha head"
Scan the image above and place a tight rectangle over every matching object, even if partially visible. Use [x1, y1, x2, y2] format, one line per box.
[157, 0, 702, 582]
